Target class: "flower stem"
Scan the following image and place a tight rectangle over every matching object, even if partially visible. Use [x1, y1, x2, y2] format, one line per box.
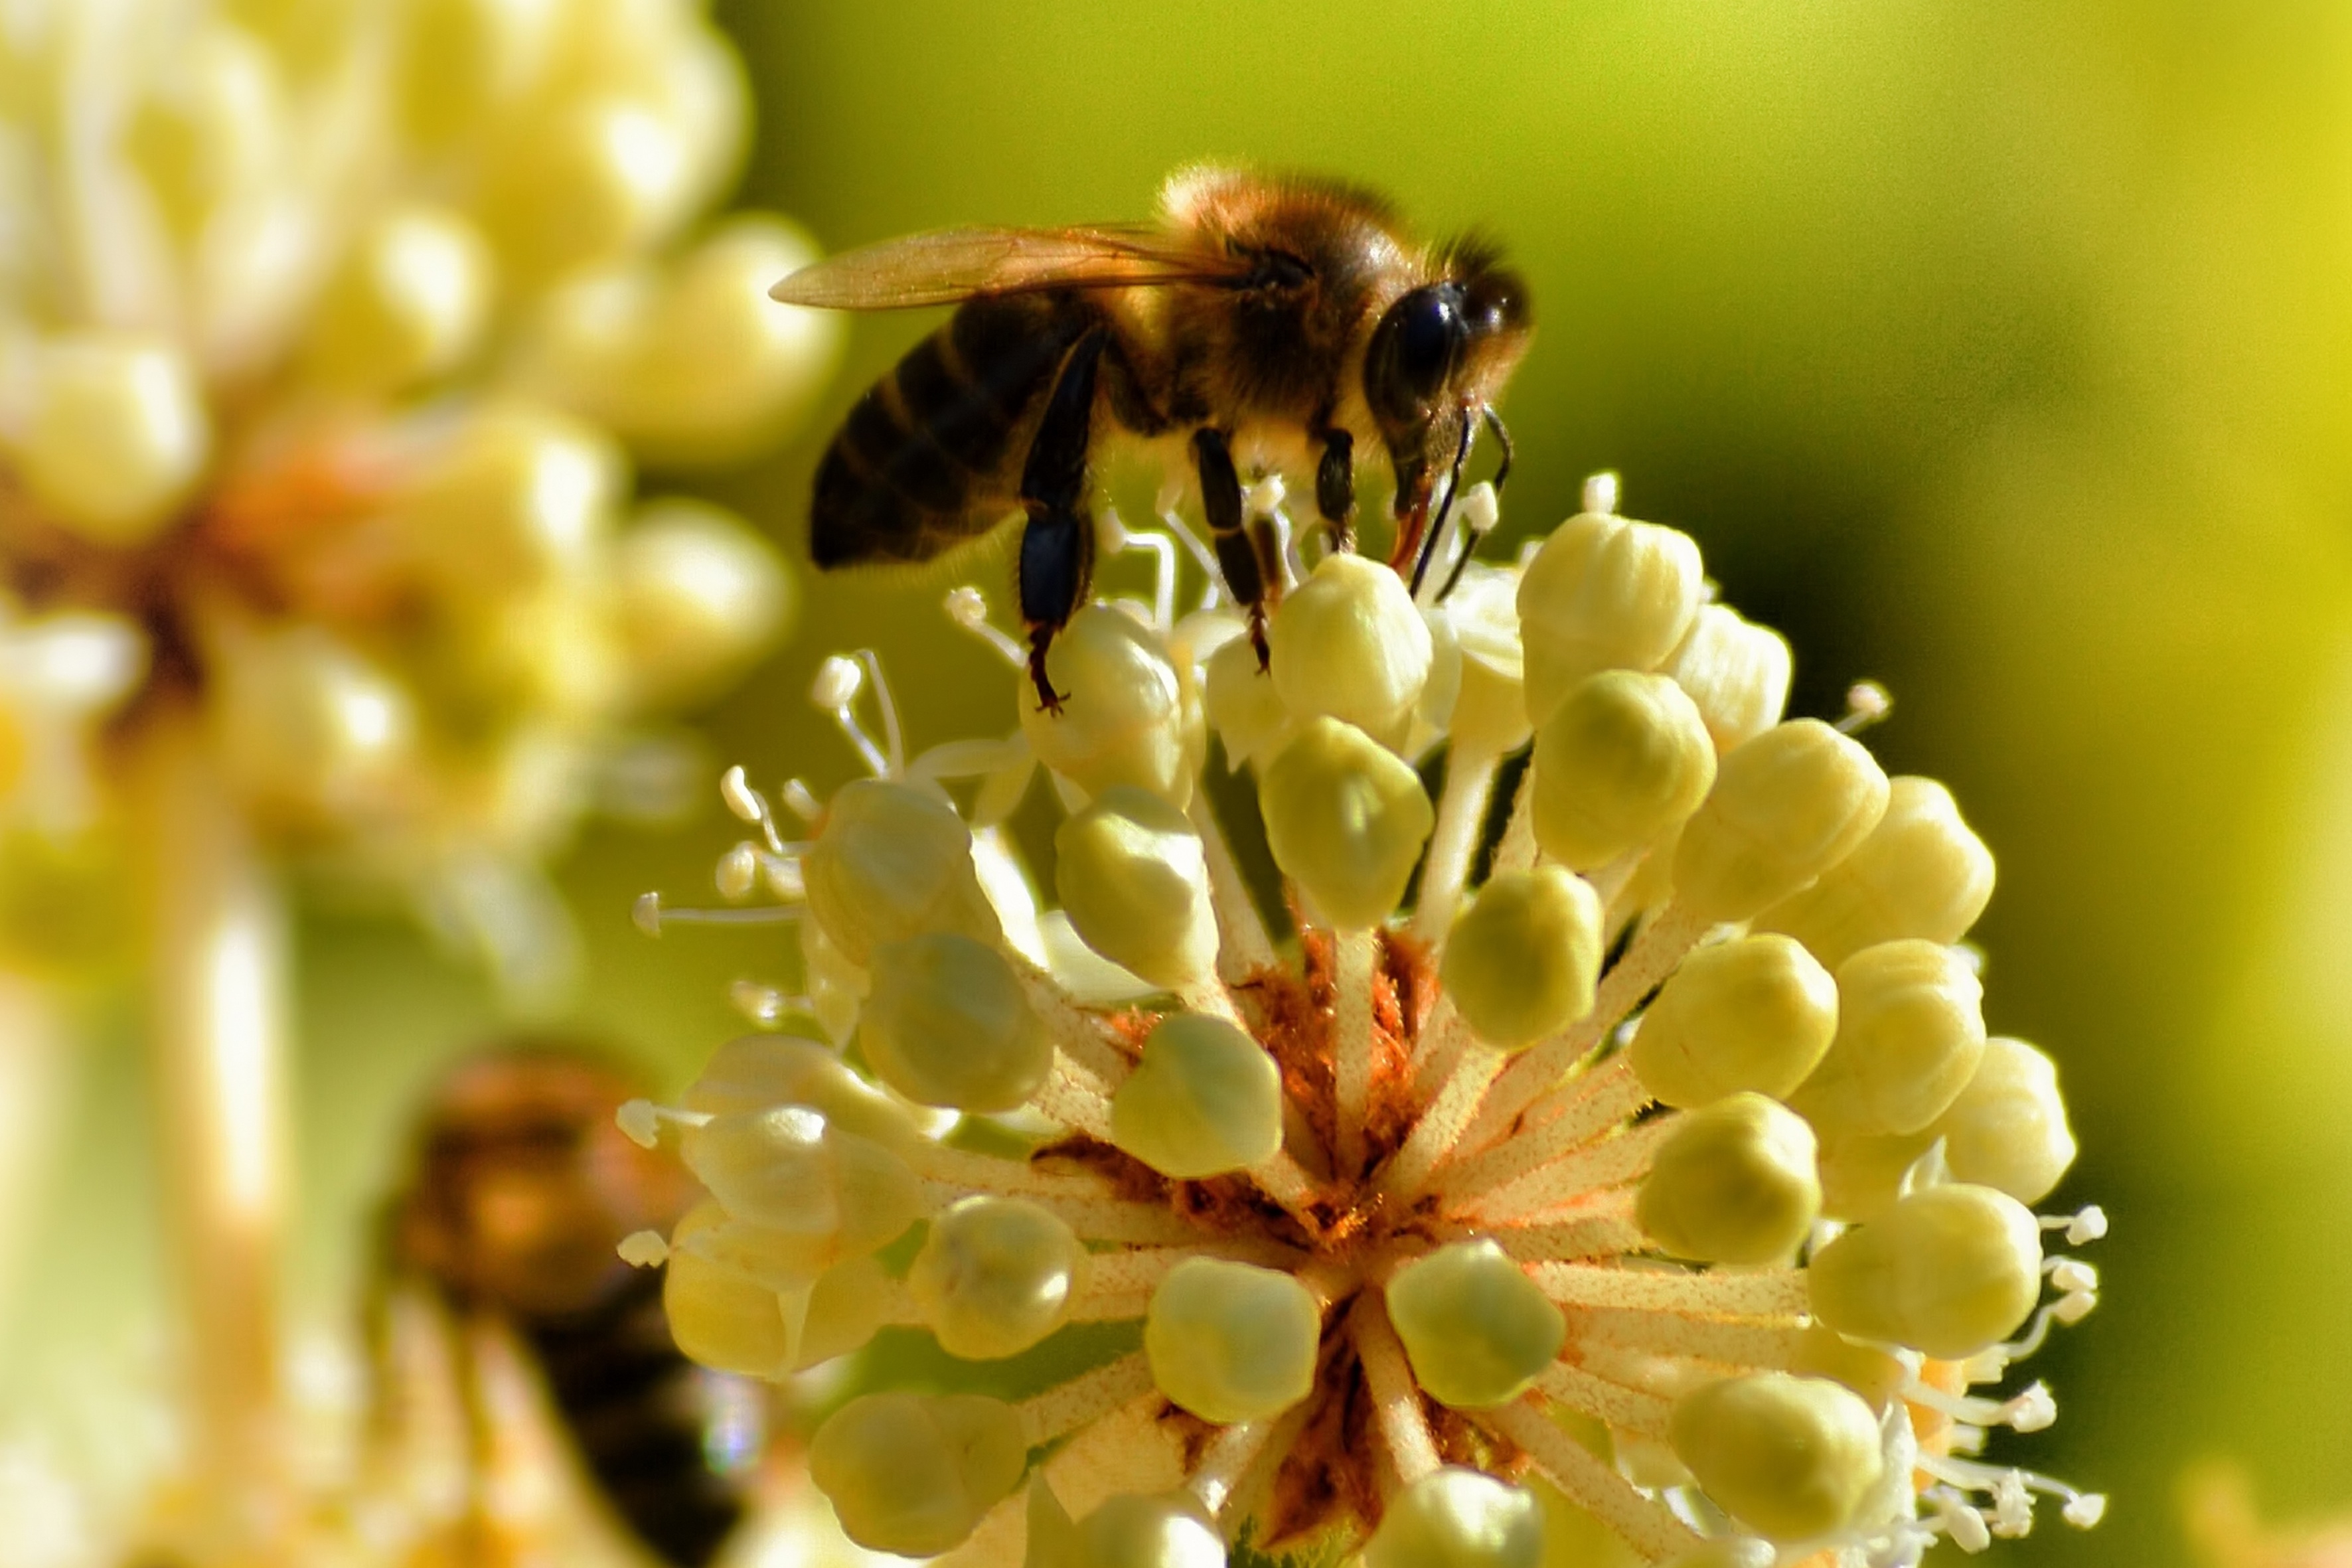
[1411, 743, 1500, 944]
[137, 712, 289, 1527]
[1333, 927, 1376, 1178]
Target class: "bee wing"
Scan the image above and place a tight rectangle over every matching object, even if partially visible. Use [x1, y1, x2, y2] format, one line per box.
[769, 224, 1256, 309]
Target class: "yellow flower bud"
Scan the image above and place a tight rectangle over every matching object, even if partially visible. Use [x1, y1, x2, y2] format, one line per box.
[1111, 1013, 1284, 1178]
[1202, 631, 1293, 769]
[1628, 934, 1838, 1107]
[608, 498, 792, 706]
[1808, 1183, 2043, 1358]
[1021, 605, 1202, 807]
[1268, 552, 1433, 749]
[681, 1034, 918, 1152]
[1636, 1093, 1821, 1265]
[516, 218, 840, 464]
[392, 0, 556, 144]
[1440, 867, 1604, 1051]
[204, 619, 416, 828]
[477, 96, 694, 283]
[801, 777, 1001, 965]
[1516, 511, 1703, 723]
[1145, 1257, 1321, 1424]
[305, 206, 495, 393]
[679, 1106, 921, 1253]
[663, 1204, 797, 1379]
[1385, 1240, 1567, 1410]
[1663, 603, 1791, 754]
[1259, 717, 1434, 929]
[1440, 561, 1531, 757]
[388, 403, 622, 597]
[1757, 776, 1996, 967]
[6, 334, 210, 544]
[801, 1253, 890, 1367]
[909, 1196, 1087, 1360]
[1813, 1125, 1936, 1223]
[1054, 786, 1218, 988]
[126, 23, 283, 237]
[1792, 940, 1986, 1138]
[1670, 719, 1890, 922]
[1529, 670, 1716, 870]
[1365, 1468, 1545, 1568]
[1936, 1037, 2077, 1204]
[809, 1391, 1028, 1556]
[1669, 1373, 1883, 1542]
[861, 931, 1052, 1113]
[1786, 1322, 1908, 1410]
[1067, 1494, 1227, 1568]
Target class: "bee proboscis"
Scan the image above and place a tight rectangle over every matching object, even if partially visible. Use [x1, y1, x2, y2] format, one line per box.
[771, 166, 1531, 710]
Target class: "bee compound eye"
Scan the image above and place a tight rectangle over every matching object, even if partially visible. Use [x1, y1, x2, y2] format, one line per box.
[1369, 286, 1468, 422]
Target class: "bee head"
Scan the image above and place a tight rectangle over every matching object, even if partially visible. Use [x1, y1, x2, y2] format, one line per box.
[1364, 244, 1531, 514]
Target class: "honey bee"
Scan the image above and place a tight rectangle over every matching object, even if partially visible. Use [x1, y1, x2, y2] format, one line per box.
[771, 166, 1531, 710]
[379, 1045, 763, 1567]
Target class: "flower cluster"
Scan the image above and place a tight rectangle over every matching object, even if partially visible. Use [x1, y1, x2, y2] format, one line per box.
[633, 472, 2106, 1568]
[0, 0, 834, 988]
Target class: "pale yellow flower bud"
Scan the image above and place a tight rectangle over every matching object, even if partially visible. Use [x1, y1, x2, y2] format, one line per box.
[1385, 1240, 1567, 1410]
[1365, 1468, 1545, 1568]
[477, 96, 695, 283]
[1268, 552, 1433, 749]
[663, 1203, 798, 1378]
[1202, 631, 1293, 769]
[1529, 670, 1716, 870]
[1814, 1125, 1936, 1222]
[390, 403, 622, 597]
[1757, 776, 1996, 967]
[1259, 717, 1434, 929]
[679, 1105, 921, 1253]
[1439, 560, 1531, 757]
[1936, 1037, 2077, 1204]
[1516, 511, 1703, 723]
[908, 1196, 1087, 1360]
[1628, 933, 1838, 1107]
[801, 777, 1001, 965]
[1786, 1322, 1909, 1410]
[1669, 1373, 1884, 1542]
[126, 23, 283, 236]
[1637, 1093, 1822, 1265]
[681, 1034, 919, 1152]
[801, 1252, 890, 1366]
[1664, 603, 1791, 754]
[1792, 939, 1986, 1138]
[393, 0, 558, 145]
[5, 334, 210, 544]
[1063, 1494, 1227, 1568]
[1808, 1183, 2044, 1357]
[1054, 786, 1218, 988]
[810, 1391, 1028, 1555]
[517, 217, 839, 464]
[1111, 1013, 1284, 1178]
[1670, 719, 1890, 922]
[305, 206, 495, 393]
[1440, 867, 1603, 1050]
[608, 498, 791, 705]
[861, 931, 1052, 1112]
[1145, 1257, 1321, 1423]
[204, 619, 416, 826]
[1022, 605, 1202, 807]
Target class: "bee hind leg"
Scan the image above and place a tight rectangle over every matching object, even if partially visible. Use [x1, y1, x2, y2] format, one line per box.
[1314, 426, 1356, 554]
[1016, 330, 1109, 714]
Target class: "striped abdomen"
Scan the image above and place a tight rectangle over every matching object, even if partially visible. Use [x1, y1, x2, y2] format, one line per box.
[521, 1265, 756, 1568]
[809, 291, 1098, 566]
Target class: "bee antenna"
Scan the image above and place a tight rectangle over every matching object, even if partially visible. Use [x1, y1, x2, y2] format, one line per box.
[1409, 412, 1477, 597]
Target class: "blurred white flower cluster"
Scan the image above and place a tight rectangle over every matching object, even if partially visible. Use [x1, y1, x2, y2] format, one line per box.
[0, 0, 836, 991]
[633, 473, 2108, 1567]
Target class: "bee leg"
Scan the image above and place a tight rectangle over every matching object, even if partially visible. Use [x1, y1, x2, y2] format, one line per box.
[1017, 330, 1109, 714]
[1193, 427, 1270, 669]
[1314, 426, 1356, 554]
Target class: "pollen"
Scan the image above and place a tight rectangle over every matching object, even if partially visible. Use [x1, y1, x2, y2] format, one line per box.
[643, 479, 2106, 1567]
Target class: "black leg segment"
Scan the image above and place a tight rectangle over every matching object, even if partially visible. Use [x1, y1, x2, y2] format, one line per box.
[1315, 427, 1356, 553]
[1016, 329, 1108, 712]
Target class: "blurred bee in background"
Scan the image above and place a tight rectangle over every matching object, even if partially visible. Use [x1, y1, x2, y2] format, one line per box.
[773, 165, 1531, 710]
[375, 1045, 765, 1568]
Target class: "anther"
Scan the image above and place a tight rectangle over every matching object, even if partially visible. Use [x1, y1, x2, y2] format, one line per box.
[1582, 471, 1620, 515]
[720, 763, 767, 826]
[781, 777, 823, 823]
[617, 1229, 670, 1267]
[1836, 680, 1894, 734]
[945, 586, 1027, 667]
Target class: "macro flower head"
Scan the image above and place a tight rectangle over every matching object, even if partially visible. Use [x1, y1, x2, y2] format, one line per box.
[0, 0, 836, 988]
[633, 471, 2106, 1568]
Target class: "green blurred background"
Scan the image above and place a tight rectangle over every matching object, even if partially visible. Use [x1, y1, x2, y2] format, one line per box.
[14, 2, 2352, 1563]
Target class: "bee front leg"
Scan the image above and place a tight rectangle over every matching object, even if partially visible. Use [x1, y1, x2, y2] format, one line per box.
[1192, 427, 1271, 669]
[1314, 426, 1356, 554]
[1016, 330, 1109, 714]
